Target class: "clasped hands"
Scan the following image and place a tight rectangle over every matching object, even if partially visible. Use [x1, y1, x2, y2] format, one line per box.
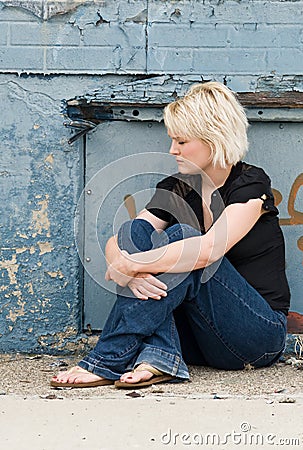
[105, 250, 167, 300]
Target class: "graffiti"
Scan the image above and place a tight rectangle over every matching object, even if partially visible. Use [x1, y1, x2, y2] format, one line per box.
[274, 173, 303, 226]
[124, 194, 137, 219]
[273, 173, 303, 256]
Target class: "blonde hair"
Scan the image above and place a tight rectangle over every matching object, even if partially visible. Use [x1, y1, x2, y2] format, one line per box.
[164, 82, 249, 168]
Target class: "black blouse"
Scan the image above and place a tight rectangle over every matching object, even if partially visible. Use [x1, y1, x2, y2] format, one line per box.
[145, 161, 290, 315]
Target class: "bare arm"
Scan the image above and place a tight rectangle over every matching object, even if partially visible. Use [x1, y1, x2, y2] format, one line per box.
[106, 199, 265, 284]
[105, 209, 169, 299]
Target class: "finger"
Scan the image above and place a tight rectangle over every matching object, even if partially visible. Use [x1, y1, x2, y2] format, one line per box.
[105, 271, 110, 281]
[130, 288, 148, 300]
[136, 285, 163, 300]
[144, 275, 167, 290]
[140, 280, 167, 297]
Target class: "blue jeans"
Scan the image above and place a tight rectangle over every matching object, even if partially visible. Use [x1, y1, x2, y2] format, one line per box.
[78, 220, 287, 380]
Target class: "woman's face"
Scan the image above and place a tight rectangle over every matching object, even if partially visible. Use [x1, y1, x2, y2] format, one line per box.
[168, 133, 213, 174]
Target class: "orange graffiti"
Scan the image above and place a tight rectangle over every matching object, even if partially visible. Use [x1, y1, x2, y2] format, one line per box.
[278, 173, 303, 226]
[124, 194, 137, 219]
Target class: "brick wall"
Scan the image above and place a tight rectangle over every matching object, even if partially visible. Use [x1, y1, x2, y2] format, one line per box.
[0, 0, 302, 88]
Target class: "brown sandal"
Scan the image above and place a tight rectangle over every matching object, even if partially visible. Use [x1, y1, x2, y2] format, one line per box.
[114, 363, 175, 389]
[50, 367, 114, 388]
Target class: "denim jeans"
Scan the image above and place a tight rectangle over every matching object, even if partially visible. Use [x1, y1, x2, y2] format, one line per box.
[78, 219, 287, 380]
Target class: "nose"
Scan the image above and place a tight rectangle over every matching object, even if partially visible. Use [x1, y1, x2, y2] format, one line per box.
[169, 140, 180, 155]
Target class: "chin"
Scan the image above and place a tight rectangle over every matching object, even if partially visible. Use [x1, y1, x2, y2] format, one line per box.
[178, 166, 200, 175]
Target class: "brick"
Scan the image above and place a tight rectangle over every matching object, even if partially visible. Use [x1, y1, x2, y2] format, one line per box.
[148, 47, 269, 74]
[228, 24, 303, 48]
[148, 1, 213, 24]
[0, 23, 8, 45]
[211, 2, 303, 25]
[149, 23, 229, 48]
[193, 48, 268, 74]
[268, 48, 303, 73]
[46, 46, 146, 72]
[148, 0, 303, 25]
[10, 22, 81, 46]
[82, 23, 145, 48]
[0, 46, 44, 70]
[148, 47, 194, 73]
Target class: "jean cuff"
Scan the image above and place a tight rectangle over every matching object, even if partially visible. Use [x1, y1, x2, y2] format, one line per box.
[133, 346, 190, 380]
[78, 352, 121, 381]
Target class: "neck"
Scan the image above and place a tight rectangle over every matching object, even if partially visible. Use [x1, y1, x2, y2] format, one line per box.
[203, 163, 233, 190]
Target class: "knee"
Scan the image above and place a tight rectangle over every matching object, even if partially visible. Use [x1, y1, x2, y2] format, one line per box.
[165, 223, 202, 243]
[117, 219, 156, 253]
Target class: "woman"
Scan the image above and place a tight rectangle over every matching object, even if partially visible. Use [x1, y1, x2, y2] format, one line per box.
[51, 82, 290, 389]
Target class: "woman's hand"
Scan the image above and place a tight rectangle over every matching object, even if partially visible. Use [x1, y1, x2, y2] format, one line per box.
[105, 250, 137, 287]
[128, 274, 168, 300]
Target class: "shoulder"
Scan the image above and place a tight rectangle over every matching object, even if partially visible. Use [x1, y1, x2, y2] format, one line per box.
[223, 162, 278, 214]
[232, 162, 271, 187]
[156, 173, 201, 194]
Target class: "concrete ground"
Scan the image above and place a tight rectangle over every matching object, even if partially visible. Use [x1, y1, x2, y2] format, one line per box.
[0, 353, 303, 450]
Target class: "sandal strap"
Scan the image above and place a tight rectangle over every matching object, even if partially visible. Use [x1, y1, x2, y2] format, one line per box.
[134, 363, 164, 376]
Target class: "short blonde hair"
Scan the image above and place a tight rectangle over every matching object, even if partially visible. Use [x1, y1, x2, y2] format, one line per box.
[164, 82, 249, 168]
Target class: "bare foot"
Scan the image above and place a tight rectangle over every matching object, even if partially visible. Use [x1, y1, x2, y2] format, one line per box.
[52, 366, 104, 385]
[119, 363, 157, 384]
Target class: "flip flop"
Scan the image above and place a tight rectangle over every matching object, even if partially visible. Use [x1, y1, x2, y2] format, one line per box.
[50, 367, 114, 388]
[114, 363, 175, 389]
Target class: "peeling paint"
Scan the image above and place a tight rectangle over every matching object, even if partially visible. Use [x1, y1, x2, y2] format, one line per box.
[0, 254, 19, 285]
[38, 241, 54, 255]
[24, 282, 34, 295]
[17, 233, 29, 240]
[37, 326, 79, 348]
[125, 8, 147, 24]
[15, 246, 35, 254]
[31, 196, 51, 238]
[1, 0, 106, 21]
[44, 153, 54, 166]
[7, 295, 26, 323]
[46, 270, 64, 279]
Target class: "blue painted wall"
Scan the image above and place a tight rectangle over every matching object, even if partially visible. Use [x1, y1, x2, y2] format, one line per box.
[0, 0, 302, 353]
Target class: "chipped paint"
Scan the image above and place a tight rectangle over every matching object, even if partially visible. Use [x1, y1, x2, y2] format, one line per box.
[44, 153, 54, 166]
[31, 196, 51, 238]
[0, 254, 19, 285]
[7, 299, 26, 323]
[38, 241, 54, 255]
[17, 233, 29, 240]
[24, 282, 34, 295]
[46, 270, 64, 279]
[1, 0, 106, 21]
[15, 246, 36, 254]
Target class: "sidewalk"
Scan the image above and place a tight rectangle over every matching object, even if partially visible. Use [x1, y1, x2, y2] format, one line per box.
[1, 354, 302, 449]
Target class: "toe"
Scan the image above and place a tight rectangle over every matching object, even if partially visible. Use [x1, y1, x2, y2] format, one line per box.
[120, 370, 154, 384]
